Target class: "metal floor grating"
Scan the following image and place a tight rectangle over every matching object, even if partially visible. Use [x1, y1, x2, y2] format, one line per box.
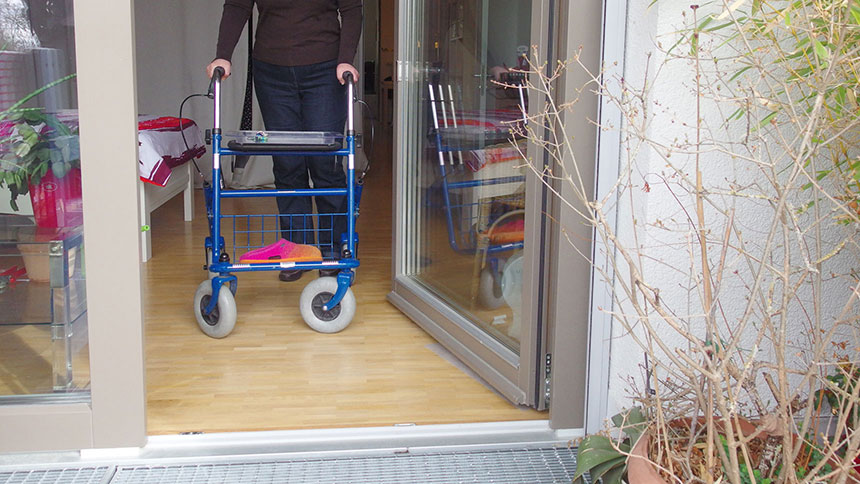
[0, 467, 110, 484]
[110, 447, 577, 484]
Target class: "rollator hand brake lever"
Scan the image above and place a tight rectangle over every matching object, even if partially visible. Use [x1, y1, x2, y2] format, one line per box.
[207, 67, 225, 99]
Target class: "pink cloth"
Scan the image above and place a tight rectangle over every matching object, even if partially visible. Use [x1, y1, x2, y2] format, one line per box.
[137, 116, 206, 187]
[51, 111, 206, 187]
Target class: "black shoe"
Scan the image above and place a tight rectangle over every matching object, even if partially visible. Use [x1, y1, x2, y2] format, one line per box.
[278, 269, 306, 282]
[319, 268, 340, 278]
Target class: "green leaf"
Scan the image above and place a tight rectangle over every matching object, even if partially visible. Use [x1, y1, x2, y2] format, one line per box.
[571, 435, 628, 482]
[598, 465, 626, 484]
[23, 110, 43, 123]
[14, 142, 30, 157]
[588, 455, 627, 483]
[17, 123, 35, 139]
[51, 161, 69, 179]
[35, 148, 50, 161]
[729, 65, 753, 82]
[812, 39, 829, 61]
[851, 6, 860, 25]
[759, 111, 778, 128]
[572, 447, 626, 482]
[698, 16, 714, 31]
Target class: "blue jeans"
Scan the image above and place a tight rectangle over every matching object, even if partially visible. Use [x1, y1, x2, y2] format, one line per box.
[253, 58, 347, 254]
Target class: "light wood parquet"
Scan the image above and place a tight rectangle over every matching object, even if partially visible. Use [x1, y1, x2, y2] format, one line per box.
[142, 143, 545, 435]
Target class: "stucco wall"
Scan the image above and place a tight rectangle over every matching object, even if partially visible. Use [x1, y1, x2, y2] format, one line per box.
[602, 0, 858, 419]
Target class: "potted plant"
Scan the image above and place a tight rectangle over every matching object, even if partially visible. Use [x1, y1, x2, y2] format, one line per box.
[572, 408, 646, 484]
[0, 73, 80, 228]
[507, 0, 860, 482]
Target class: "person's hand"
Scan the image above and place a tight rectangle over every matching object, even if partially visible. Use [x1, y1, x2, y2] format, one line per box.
[336, 63, 360, 84]
[489, 64, 509, 81]
[207, 59, 232, 80]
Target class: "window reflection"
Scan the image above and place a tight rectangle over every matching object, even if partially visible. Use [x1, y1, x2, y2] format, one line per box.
[0, 0, 88, 402]
[411, 0, 531, 351]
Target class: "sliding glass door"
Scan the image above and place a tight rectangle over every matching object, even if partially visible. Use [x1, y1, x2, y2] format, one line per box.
[0, 0, 146, 453]
[390, 0, 552, 408]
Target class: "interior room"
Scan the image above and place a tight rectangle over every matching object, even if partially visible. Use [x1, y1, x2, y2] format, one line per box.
[136, 0, 544, 435]
[0, 0, 556, 436]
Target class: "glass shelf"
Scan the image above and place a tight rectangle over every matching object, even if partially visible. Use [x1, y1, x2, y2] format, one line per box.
[0, 217, 89, 398]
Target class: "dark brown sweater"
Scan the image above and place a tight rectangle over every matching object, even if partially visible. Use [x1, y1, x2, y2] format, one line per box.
[215, 0, 362, 67]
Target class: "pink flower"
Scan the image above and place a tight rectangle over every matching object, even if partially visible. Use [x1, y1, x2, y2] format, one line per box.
[0, 121, 14, 138]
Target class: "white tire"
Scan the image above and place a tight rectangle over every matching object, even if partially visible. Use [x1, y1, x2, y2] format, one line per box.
[193, 280, 237, 338]
[478, 267, 506, 310]
[300, 277, 356, 333]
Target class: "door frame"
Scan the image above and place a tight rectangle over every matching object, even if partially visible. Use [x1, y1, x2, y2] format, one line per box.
[389, 0, 612, 430]
[388, 0, 556, 410]
[0, 0, 146, 453]
[583, 0, 630, 435]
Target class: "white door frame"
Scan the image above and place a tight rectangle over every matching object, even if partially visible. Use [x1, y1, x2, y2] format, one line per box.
[583, 0, 630, 435]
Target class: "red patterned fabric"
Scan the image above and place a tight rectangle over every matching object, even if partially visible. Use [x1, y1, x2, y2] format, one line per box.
[137, 116, 206, 186]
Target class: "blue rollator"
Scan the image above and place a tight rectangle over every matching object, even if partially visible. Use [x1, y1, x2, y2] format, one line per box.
[193, 67, 361, 338]
[427, 77, 527, 310]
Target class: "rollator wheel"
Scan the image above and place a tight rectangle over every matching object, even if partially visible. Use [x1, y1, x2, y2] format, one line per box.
[193, 280, 237, 338]
[478, 267, 506, 310]
[300, 277, 356, 333]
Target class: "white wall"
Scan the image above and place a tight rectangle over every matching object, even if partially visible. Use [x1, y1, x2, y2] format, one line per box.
[134, 0, 265, 186]
[134, 2, 369, 189]
[601, 0, 858, 419]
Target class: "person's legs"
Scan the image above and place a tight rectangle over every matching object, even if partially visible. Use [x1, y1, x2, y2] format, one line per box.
[294, 59, 348, 259]
[253, 59, 313, 245]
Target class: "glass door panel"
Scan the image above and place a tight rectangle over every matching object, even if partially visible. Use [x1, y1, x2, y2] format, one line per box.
[0, 0, 90, 403]
[411, 0, 531, 349]
[393, 0, 546, 407]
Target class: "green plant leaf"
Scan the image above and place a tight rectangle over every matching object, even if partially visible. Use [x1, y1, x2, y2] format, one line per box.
[598, 465, 626, 484]
[571, 435, 627, 482]
[22, 110, 42, 123]
[51, 161, 69, 179]
[812, 38, 829, 62]
[588, 455, 627, 484]
[729, 65, 753, 82]
[14, 142, 30, 158]
[759, 111, 778, 128]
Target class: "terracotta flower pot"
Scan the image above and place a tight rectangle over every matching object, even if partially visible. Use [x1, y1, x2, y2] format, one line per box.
[626, 417, 764, 484]
[628, 430, 669, 484]
[627, 417, 860, 484]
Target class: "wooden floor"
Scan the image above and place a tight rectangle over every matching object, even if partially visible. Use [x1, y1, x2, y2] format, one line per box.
[142, 147, 545, 435]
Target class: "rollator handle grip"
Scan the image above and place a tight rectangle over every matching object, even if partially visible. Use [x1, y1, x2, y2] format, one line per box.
[342, 71, 354, 84]
[207, 67, 225, 99]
